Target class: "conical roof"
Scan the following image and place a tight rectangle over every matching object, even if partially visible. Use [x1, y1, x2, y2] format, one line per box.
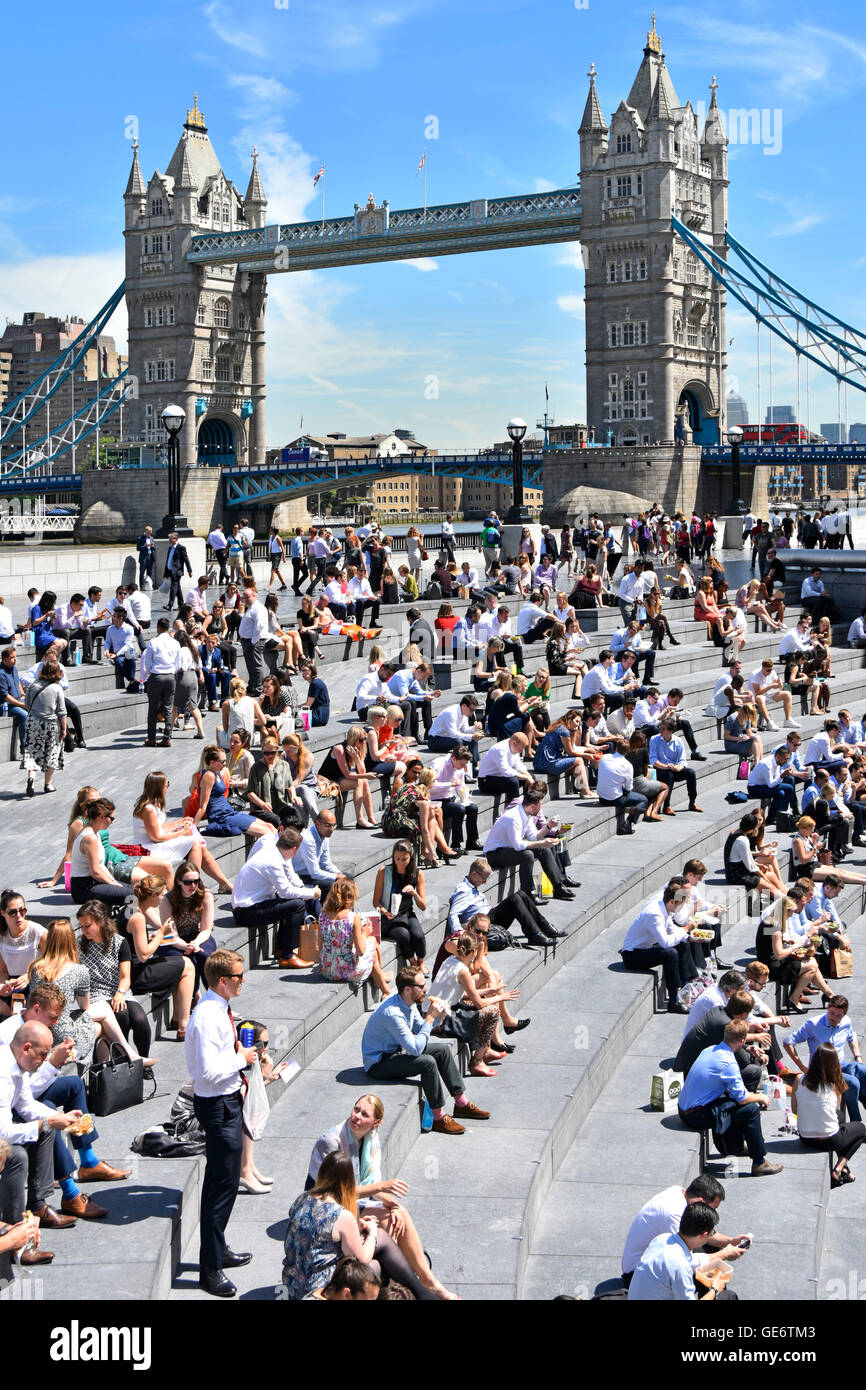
[701, 77, 727, 147]
[647, 64, 673, 121]
[165, 98, 223, 196]
[174, 134, 197, 190]
[244, 147, 267, 205]
[124, 141, 146, 198]
[579, 63, 607, 133]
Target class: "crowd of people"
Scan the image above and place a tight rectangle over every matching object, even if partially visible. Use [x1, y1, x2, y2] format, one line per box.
[2, 501, 864, 1301]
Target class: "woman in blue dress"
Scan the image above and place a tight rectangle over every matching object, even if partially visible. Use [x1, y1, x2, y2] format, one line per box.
[532, 708, 596, 798]
[193, 745, 274, 839]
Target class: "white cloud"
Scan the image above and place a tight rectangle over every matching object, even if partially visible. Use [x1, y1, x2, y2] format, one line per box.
[557, 294, 585, 320]
[403, 258, 439, 272]
[769, 214, 825, 238]
[0, 251, 127, 349]
[533, 177, 557, 193]
[227, 75, 298, 111]
[202, 1, 267, 58]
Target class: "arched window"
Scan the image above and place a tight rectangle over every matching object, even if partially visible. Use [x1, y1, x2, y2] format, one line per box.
[214, 299, 230, 329]
[151, 197, 163, 217]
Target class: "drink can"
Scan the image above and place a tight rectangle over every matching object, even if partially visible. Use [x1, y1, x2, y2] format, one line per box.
[239, 1023, 255, 1049]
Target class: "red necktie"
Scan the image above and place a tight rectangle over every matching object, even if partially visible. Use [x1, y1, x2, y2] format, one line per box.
[226, 1006, 249, 1097]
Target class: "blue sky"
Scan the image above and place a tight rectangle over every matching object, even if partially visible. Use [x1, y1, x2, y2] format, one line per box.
[2, 0, 866, 448]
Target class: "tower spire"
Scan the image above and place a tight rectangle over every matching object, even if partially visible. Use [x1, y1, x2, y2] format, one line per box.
[646, 12, 662, 54]
[124, 138, 146, 199]
[579, 62, 607, 133]
[184, 92, 207, 133]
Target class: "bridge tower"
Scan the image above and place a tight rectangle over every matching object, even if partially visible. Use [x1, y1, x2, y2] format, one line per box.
[123, 96, 268, 471]
[579, 17, 728, 449]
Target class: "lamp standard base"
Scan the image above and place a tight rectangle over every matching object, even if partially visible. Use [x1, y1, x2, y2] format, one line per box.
[158, 514, 194, 538]
[504, 505, 533, 526]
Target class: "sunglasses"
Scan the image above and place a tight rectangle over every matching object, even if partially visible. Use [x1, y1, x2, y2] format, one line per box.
[4, 906, 26, 915]
[180, 876, 200, 886]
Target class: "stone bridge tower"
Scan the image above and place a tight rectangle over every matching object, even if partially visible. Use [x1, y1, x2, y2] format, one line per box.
[123, 95, 268, 471]
[579, 17, 728, 449]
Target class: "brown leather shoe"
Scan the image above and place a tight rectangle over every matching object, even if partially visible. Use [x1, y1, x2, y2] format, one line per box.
[60, 1193, 108, 1220]
[78, 1161, 131, 1183]
[21, 1248, 54, 1265]
[278, 956, 315, 969]
[34, 1204, 76, 1229]
[431, 1115, 465, 1135]
[453, 1101, 490, 1121]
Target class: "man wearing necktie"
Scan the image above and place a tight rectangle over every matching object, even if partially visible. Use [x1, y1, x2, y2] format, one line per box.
[164, 531, 192, 612]
[185, 948, 257, 1297]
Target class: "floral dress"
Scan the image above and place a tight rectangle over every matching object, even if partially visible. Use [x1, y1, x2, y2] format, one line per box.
[381, 782, 424, 853]
[282, 1194, 343, 1299]
[318, 913, 375, 985]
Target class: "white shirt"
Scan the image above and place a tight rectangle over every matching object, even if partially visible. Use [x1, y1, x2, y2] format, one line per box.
[186, 586, 210, 616]
[848, 617, 866, 644]
[125, 591, 151, 625]
[238, 599, 269, 642]
[680, 983, 726, 1040]
[596, 752, 633, 800]
[0, 1042, 59, 1143]
[605, 708, 635, 740]
[355, 671, 390, 709]
[779, 627, 813, 658]
[748, 753, 782, 789]
[0, 603, 14, 637]
[208, 528, 227, 550]
[458, 569, 478, 589]
[474, 610, 498, 641]
[141, 632, 182, 680]
[429, 706, 476, 741]
[429, 755, 467, 801]
[483, 803, 540, 855]
[618, 572, 642, 602]
[478, 740, 526, 782]
[517, 603, 547, 637]
[621, 894, 686, 953]
[239, 526, 255, 548]
[805, 732, 834, 766]
[622, 1186, 707, 1277]
[348, 575, 374, 599]
[748, 667, 781, 699]
[184, 989, 246, 1099]
[580, 663, 619, 698]
[323, 580, 349, 605]
[634, 697, 662, 729]
[232, 836, 309, 908]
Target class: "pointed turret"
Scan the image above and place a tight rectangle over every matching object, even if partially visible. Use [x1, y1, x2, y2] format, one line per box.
[647, 64, 672, 122]
[579, 63, 608, 169]
[124, 140, 146, 199]
[701, 76, 727, 148]
[627, 14, 680, 120]
[244, 146, 268, 228]
[175, 134, 196, 190]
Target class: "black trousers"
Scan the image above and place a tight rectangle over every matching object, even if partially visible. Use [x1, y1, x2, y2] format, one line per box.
[354, 597, 380, 627]
[213, 548, 229, 584]
[478, 774, 521, 802]
[621, 940, 699, 1004]
[401, 699, 432, 740]
[291, 556, 308, 593]
[367, 1038, 463, 1110]
[441, 799, 479, 849]
[146, 673, 175, 742]
[234, 897, 312, 958]
[64, 696, 84, 745]
[800, 1122, 866, 1169]
[382, 912, 427, 960]
[490, 890, 555, 945]
[193, 1090, 244, 1271]
[655, 765, 699, 806]
[167, 572, 184, 609]
[56, 626, 93, 663]
[486, 844, 563, 897]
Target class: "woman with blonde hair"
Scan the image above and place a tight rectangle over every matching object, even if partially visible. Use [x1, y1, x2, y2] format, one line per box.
[280, 731, 319, 824]
[219, 675, 267, 750]
[126, 875, 196, 1039]
[263, 592, 304, 671]
[365, 706, 406, 781]
[405, 525, 424, 584]
[132, 772, 233, 894]
[737, 578, 784, 633]
[756, 892, 833, 1012]
[30, 917, 154, 1066]
[318, 876, 391, 994]
[318, 725, 377, 830]
[306, 1096, 457, 1299]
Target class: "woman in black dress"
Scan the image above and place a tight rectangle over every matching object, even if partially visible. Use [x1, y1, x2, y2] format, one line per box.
[372, 840, 428, 962]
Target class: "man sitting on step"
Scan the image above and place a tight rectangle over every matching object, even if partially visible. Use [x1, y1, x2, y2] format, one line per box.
[677, 1019, 783, 1177]
[621, 1173, 747, 1290]
[446, 856, 564, 950]
[482, 781, 575, 904]
[619, 882, 702, 1015]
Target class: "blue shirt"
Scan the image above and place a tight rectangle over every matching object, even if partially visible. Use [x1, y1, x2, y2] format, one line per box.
[649, 734, 687, 768]
[447, 878, 490, 937]
[628, 1232, 697, 1301]
[678, 1043, 747, 1110]
[362, 992, 433, 1069]
[293, 825, 338, 886]
[387, 670, 426, 703]
[787, 1013, 856, 1063]
[804, 885, 841, 927]
[0, 665, 23, 704]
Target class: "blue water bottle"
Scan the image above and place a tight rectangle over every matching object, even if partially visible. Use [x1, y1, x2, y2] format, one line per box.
[239, 1022, 255, 1049]
[0, 703, 7, 718]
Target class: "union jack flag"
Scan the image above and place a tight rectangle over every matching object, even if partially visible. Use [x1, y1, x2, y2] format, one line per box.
[417, 150, 426, 174]
[313, 164, 325, 187]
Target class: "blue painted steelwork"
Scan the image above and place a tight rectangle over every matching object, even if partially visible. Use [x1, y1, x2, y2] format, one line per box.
[186, 190, 582, 273]
[672, 218, 866, 393]
[701, 443, 866, 467]
[221, 452, 544, 508]
[0, 473, 81, 495]
[1, 371, 129, 470]
[0, 284, 127, 446]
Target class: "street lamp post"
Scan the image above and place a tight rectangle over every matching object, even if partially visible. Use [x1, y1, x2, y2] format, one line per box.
[726, 425, 745, 515]
[505, 417, 529, 524]
[159, 404, 192, 536]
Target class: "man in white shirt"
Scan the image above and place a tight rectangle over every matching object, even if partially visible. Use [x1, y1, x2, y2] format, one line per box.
[440, 514, 457, 563]
[621, 1175, 744, 1286]
[847, 608, 866, 648]
[619, 883, 701, 1012]
[596, 738, 647, 834]
[185, 948, 258, 1297]
[104, 607, 140, 692]
[800, 567, 836, 622]
[617, 562, 646, 624]
[0, 595, 15, 644]
[208, 524, 229, 584]
[581, 649, 639, 711]
[516, 592, 555, 645]
[186, 576, 211, 617]
[142, 617, 182, 746]
[322, 571, 353, 621]
[355, 666, 391, 720]
[742, 511, 755, 544]
[805, 719, 850, 772]
[239, 518, 255, 574]
[238, 582, 268, 697]
[478, 731, 534, 802]
[482, 781, 573, 901]
[494, 604, 525, 671]
[429, 747, 481, 851]
[606, 697, 637, 742]
[747, 745, 799, 822]
[52, 593, 96, 664]
[747, 658, 798, 731]
[124, 583, 152, 634]
[428, 695, 484, 776]
[232, 826, 319, 967]
[0, 1021, 80, 1239]
[779, 614, 817, 661]
[678, 971, 746, 1042]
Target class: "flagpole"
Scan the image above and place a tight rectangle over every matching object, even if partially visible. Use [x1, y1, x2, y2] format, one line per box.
[321, 173, 325, 230]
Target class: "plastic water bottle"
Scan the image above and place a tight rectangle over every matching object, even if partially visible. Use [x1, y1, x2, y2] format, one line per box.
[0, 703, 7, 718]
[239, 1022, 256, 1049]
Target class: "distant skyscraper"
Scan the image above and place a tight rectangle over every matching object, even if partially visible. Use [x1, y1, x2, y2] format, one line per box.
[848, 423, 866, 446]
[726, 388, 748, 427]
[820, 422, 847, 444]
[765, 404, 794, 424]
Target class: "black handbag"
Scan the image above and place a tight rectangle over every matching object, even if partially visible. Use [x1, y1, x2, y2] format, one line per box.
[87, 1043, 145, 1116]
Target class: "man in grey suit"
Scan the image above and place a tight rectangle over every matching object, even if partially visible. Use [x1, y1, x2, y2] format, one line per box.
[164, 532, 192, 611]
